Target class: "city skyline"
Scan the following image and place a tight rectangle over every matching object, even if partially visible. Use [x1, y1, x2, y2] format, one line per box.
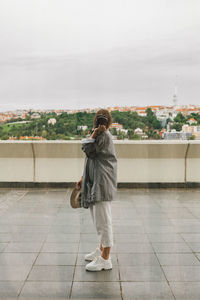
[1, 103, 200, 115]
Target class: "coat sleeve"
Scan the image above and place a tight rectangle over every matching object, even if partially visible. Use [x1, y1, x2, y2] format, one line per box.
[81, 133, 108, 158]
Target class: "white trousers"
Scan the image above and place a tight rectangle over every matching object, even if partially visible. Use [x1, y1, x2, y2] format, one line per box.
[89, 200, 113, 248]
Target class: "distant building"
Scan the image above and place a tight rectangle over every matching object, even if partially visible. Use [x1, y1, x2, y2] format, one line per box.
[19, 136, 46, 140]
[77, 125, 88, 131]
[193, 132, 200, 139]
[48, 118, 57, 125]
[135, 107, 147, 116]
[31, 112, 40, 119]
[188, 118, 197, 125]
[163, 129, 192, 140]
[134, 128, 148, 139]
[110, 122, 129, 134]
[134, 128, 143, 135]
[120, 128, 128, 134]
[182, 124, 200, 139]
[110, 123, 123, 130]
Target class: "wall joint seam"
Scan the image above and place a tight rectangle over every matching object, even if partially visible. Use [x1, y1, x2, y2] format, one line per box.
[184, 142, 190, 183]
[31, 143, 35, 182]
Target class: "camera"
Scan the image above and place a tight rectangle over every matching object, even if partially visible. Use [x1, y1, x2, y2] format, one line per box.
[95, 115, 108, 128]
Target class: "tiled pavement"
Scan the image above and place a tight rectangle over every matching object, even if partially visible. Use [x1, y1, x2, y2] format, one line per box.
[0, 188, 200, 299]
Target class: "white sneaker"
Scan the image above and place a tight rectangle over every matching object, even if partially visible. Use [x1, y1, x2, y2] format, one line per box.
[85, 255, 112, 271]
[84, 247, 102, 261]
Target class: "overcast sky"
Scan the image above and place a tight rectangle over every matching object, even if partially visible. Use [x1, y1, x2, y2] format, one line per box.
[0, 0, 200, 112]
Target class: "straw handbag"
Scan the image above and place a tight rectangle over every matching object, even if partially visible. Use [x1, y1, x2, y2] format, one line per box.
[70, 183, 81, 208]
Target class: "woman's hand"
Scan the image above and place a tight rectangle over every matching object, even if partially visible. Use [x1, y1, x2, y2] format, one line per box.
[77, 176, 83, 189]
[91, 125, 106, 138]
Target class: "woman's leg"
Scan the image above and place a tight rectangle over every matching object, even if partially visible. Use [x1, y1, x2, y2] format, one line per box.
[90, 203, 102, 251]
[102, 247, 111, 260]
[94, 201, 113, 259]
[100, 243, 103, 251]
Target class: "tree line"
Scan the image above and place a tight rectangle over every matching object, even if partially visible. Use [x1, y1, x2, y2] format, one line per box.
[0, 109, 199, 140]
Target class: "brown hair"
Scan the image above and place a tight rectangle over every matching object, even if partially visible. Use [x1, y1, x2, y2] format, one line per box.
[93, 109, 112, 129]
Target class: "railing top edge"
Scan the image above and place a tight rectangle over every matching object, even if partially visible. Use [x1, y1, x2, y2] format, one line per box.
[0, 140, 200, 144]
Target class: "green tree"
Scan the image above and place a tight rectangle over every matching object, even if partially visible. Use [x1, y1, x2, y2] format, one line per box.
[171, 122, 182, 131]
[145, 108, 161, 130]
[174, 112, 186, 123]
[42, 130, 47, 138]
[189, 135, 195, 140]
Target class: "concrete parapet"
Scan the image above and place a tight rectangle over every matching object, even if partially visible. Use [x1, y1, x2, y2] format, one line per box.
[0, 140, 199, 187]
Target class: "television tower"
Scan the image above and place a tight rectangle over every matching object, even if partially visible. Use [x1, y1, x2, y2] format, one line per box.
[173, 84, 178, 107]
[172, 75, 179, 108]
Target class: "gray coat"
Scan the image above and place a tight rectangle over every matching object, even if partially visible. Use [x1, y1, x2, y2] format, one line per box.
[81, 129, 117, 209]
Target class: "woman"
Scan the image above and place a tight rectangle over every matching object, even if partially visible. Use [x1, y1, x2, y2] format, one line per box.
[77, 108, 117, 271]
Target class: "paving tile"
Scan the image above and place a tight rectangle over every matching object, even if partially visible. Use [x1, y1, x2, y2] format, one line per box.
[176, 225, 200, 233]
[156, 253, 200, 266]
[120, 266, 166, 281]
[74, 266, 119, 282]
[195, 253, 200, 261]
[0, 242, 8, 252]
[27, 265, 74, 281]
[170, 219, 200, 226]
[122, 282, 174, 300]
[41, 242, 78, 253]
[0, 265, 31, 280]
[18, 281, 71, 300]
[163, 266, 200, 281]
[17, 226, 51, 233]
[0, 224, 21, 233]
[2, 188, 200, 299]
[113, 225, 145, 233]
[181, 234, 200, 242]
[0, 233, 12, 242]
[116, 243, 154, 253]
[170, 282, 200, 300]
[187, 243, 200, 252]
[80, 225, 99, 233]
[46, 233, 80, 243]
[152, 242, 192, 253]
[11, 216, 55, 226]
[78, 242, 102, 253]
[50, 225, 81, 234]
[79, 233, 99, 243]
[35, 253, 77, 265]
[144, 226, 176, 234]
[0, 281, 23, 299]
[0, 253, 37, 265]
[167, 212, 195, 219]
[11, 232, 47, 242]
[71, 282, 121, 299]
[118, 253, 159, 266]
[142, 218, 172, 226]
[4, 242, 43, 252]
[147, 233, 184, 243]
[113, 219, 143, 226]
[137, 206, 163, 213]
[114, 233, 149, 243]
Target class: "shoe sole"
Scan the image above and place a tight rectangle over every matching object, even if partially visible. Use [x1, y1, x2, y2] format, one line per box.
[86, 266, 112, 271]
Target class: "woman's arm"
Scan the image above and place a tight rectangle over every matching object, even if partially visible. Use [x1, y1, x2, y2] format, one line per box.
[81, 125, 108, 158]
